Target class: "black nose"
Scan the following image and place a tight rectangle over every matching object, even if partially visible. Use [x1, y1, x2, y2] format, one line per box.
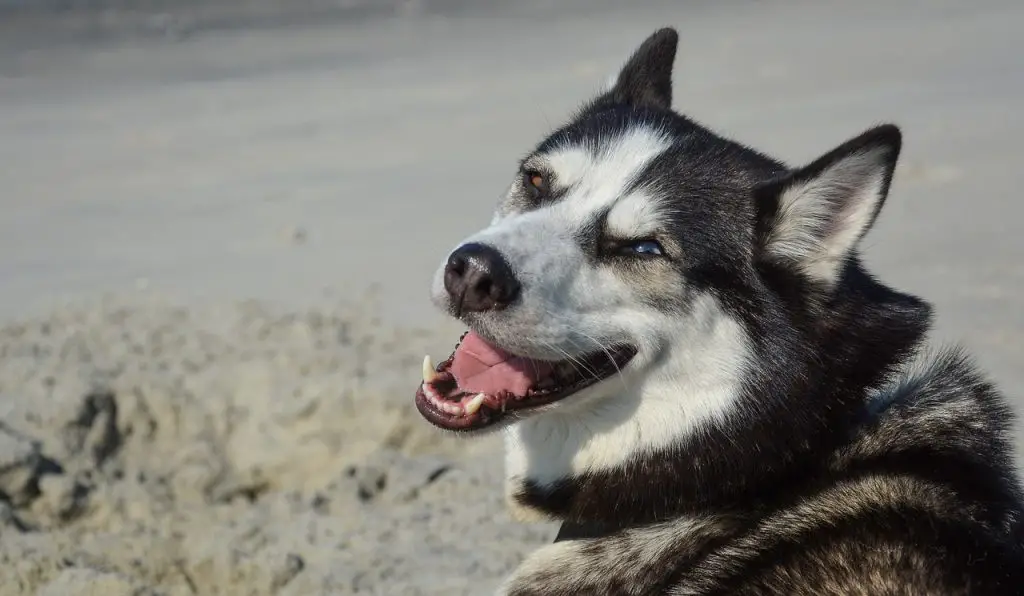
[444, 243, 520, 315]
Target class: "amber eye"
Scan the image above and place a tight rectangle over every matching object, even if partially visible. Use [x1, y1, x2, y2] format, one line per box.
[523, 171, 548, 199]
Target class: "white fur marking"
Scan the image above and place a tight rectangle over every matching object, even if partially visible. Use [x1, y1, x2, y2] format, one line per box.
[606, 189, 672, 239]
[543, 126, 672, 217]
[767, 148, 889, 287]
[504, 293, 750, 485]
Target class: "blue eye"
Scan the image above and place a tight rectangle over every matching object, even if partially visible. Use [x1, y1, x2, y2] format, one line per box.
[629, 240, 664, 256]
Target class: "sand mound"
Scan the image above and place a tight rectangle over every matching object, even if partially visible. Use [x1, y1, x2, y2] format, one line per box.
[0, 297, 553, 595]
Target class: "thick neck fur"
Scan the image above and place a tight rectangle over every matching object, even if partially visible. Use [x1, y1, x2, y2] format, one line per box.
[506, 258, 934, 526]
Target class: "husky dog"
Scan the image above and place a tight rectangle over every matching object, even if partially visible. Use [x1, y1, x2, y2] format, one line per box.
[414, 28, 1024, 595]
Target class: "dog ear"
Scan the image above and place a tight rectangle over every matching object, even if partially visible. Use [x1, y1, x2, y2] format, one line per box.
[605, 28, 678, 110]
[753, 124, 902, 290]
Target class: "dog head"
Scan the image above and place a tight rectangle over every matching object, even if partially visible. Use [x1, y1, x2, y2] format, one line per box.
[415, 28, 905, 501]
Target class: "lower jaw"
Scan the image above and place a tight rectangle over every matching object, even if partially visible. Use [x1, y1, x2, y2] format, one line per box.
[414, 384, 571, 432]
[414, 392, 502, 431]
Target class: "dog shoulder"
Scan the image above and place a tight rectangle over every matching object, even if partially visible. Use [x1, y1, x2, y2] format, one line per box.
[721, 521, 1024, 596]
[835, 345, 1024, 536]
[845, 345, 1016, 462]
[497, 514, 737, 596]
[498, 474, 1024, 595]
[683, 473, 1019, 594]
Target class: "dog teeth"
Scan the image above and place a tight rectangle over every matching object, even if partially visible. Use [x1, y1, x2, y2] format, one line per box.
[422, 355, 439, 383]
[536, 376, 556, 389]
[464, 393, 486, 415]
[423, 380, 471, 416]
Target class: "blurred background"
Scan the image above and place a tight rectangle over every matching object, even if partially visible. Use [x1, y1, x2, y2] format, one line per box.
[0, 1, 1021, 594]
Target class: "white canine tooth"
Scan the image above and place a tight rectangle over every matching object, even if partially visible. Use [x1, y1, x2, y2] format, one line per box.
[422, 355, 439, 383]
[464, 393, 486, 415]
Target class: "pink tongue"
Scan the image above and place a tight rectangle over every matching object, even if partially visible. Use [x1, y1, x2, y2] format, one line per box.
[450, 332, 553, 396]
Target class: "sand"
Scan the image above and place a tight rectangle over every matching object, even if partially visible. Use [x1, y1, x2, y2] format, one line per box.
[0, 0, 1022, 594]
[0, 295, 551, 595]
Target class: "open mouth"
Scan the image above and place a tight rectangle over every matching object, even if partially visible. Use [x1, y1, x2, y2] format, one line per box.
[414, 331, 636, 432]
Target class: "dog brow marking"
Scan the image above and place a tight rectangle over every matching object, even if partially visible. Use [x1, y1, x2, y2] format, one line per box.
[606, 190, 673, 240]
[542, 125, 673, 219]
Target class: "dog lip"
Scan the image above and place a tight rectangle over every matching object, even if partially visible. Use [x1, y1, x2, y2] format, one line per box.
[414, 339, 637, 433]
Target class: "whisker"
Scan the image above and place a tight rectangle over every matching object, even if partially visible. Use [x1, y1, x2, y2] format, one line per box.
[569, 330, 630, 393]
[534, 307, 629, 391]
[539, 337, 599, 383]
[559, 336, 605, 381]
[466, 307, 631, 394]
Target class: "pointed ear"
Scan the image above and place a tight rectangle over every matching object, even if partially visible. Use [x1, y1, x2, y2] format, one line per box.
[606, 27, 678, 110]
[754, 125, 902, 290]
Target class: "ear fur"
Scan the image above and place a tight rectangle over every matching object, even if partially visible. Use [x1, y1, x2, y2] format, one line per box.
[605, 28, 679, 110]
[754, 124, 902, 290]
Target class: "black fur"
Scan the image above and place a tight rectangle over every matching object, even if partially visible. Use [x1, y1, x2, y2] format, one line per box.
[605, 27, 678, 110]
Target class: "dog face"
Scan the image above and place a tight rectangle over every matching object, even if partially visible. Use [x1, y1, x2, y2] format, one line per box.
[415, 29, 902, 482]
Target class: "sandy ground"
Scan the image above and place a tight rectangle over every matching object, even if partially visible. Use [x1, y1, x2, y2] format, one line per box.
[0, 0, 1022, 594]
